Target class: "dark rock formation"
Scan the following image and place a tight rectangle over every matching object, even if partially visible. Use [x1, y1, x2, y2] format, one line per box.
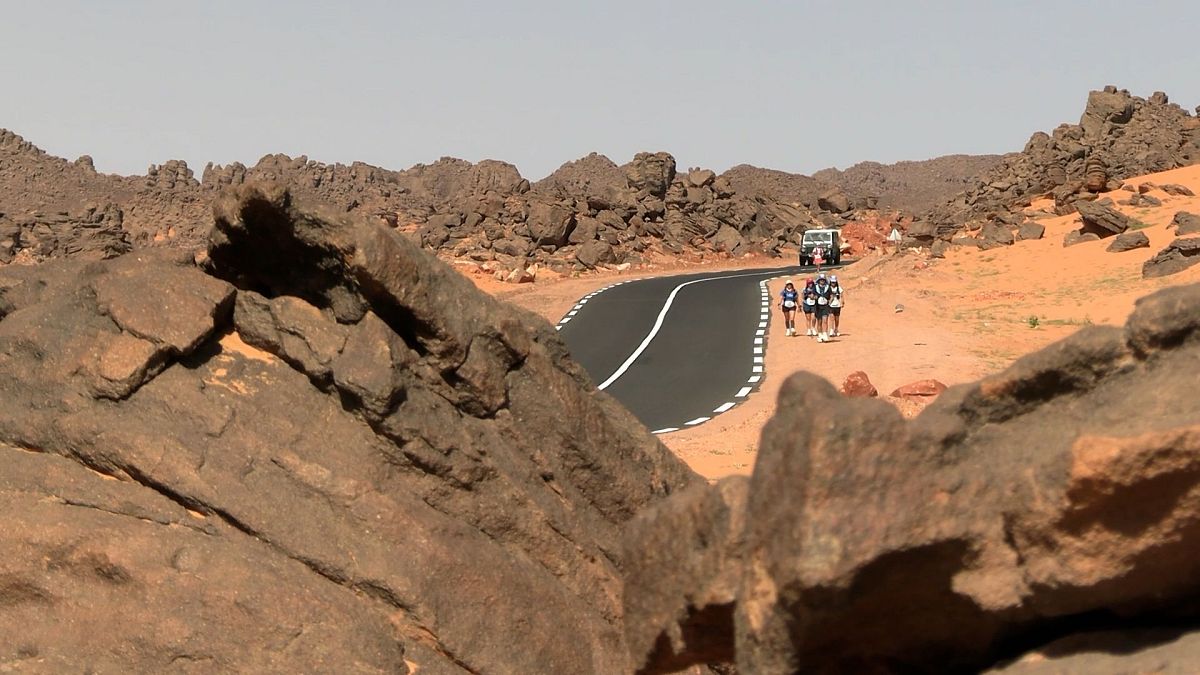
[625, 283, 1200, 673]
[1143, 237, 1200, 278]
[1075, 199, 1133, 238]
[0, 184, 697, 673]
[1106, 231, 1150, 252]
[923, 88, 1200, 240]
[1172, 211, 1200, 236]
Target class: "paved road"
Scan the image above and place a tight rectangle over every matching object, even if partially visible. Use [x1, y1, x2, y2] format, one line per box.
[556, 263, 845, 433]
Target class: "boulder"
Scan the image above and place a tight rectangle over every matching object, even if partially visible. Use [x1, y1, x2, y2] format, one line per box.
[625, 283, 1200, 673]
[525, 200, 575, 247]
[841, 371, 878, 398]
[1075, 199, 1132, 238]
[568, 215, 602, 244]
[1079, 88, 1134, 137]
[1172, 211, 1200, 236]
[1063, 230, 1101, 247]
[711, 225, 745, 255]
[575, 239, 616, 268]
[686, 168, 716, 188]
[0, 183, 698, 674]
[1143, 237, 1200, 278]
[1105, 231, 1150, 252]
[889, 378, 948, 399]
[817, 187, 851, 213]
[1083, 155, 1108, 192]
[1161, 183, 1195, 197]
[624, 152, 677, 198]
[1016, 222, 1045, 240]
[979, 223, 1016, 249]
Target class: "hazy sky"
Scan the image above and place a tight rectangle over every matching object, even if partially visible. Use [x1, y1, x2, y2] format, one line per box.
[3, 1, 1198, 180]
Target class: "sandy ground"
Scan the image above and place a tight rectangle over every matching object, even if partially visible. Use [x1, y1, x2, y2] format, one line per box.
[470, 165, 1200, 479]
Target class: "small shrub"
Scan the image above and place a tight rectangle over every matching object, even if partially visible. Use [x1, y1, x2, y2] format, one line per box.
[1027, 315, 1040, 329]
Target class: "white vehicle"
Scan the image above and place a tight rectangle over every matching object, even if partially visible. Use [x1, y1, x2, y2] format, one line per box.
[799, 229, 842, 266]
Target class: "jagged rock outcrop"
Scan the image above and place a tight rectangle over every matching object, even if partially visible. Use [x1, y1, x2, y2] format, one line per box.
[625, 283, 1200, 673]
[0, 183, 697, 673]
[922, 87, 1200, 241]
[1, 127, 835, 276]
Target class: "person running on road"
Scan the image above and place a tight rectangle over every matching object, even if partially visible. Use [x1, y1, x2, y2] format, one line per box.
[814, 273, 832, 342]
[828, 275, 845, 337]
[779, 280, 799, 336]
[801, 279, 817, 336]
[811, 245, 826, 273]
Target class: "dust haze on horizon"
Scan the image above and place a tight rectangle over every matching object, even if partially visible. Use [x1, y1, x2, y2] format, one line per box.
[3, 1, 1198, 182]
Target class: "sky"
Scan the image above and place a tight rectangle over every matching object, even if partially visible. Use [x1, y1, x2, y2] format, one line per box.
[2, 1, 1198, 181]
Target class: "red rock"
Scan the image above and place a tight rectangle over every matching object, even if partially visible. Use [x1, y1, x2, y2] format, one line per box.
[889, 378, 948, 399]
[841, 371, 878, 397]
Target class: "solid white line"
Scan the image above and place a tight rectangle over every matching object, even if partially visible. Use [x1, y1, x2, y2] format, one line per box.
[736, 386, 753, 397]
[652, 427, 679, 434]
[713, 402, 736, 413]
[685, 416, 710, 426]
[595, 270, 785, 390]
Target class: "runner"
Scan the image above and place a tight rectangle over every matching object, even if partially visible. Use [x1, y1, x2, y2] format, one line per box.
[813, 273, 832, 342]
[801, 279, 817, 336]
[779, 280, 799, 336]
[829, 275, 844, 337]
[811, 245, 826, 273]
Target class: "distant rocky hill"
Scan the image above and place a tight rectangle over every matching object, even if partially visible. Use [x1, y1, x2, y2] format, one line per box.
[916, 87, 1200, 245]
[814, 154, 1008, 214]
[1, 131, 867, 275]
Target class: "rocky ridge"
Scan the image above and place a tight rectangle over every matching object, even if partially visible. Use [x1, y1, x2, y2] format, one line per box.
[1, 130, 870, 277]
[814, 154, 1008, 214]
[917, 87, 1200, 246]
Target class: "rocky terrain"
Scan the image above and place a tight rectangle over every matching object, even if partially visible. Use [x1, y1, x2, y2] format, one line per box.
[814, 154, 1008, 213]
[624, 283, 1200, 673]
[2, 131, 876, 280]
[914, 87, 1200, 247]
[0, 184, 697, 672]
[5, 84, 1200, 673]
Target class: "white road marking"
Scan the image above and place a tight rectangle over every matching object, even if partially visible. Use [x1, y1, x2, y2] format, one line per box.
[753, 365, 764, 373]
[595, 270, 786, 390]
[753, 356, 764, 364]
[758, 321, 767, 328]
[652, 427, 679, 434]
[685, 416, 710, 426]
[559, 317, 571, 324]
[753, 347, 763, 355]
[754, 337, 763, 345]
[756, 329, 765, 336]
[748, 375, 761, 383]
[713, 402, 736, 413]
[736, 386, 753, 397]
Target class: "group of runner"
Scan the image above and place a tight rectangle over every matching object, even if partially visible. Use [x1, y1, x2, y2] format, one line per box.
[778, 273, 843, 343]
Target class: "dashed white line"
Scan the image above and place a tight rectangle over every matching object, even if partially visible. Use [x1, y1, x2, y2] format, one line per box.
[736, 386, 753, 397]
[753, 347, 763, 355]
[713, 402, 736, 413]
[685, 416, 710, 426]
[748, 375, 761, 383]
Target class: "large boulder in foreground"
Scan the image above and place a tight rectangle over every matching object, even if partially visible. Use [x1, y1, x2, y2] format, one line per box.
[625, 283, 1200, 673]
[0, 183, 697, 673]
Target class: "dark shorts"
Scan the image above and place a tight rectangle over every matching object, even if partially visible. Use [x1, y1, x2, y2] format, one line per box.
[801, 304, 815, 314]
[814, 306, 830, 319]
[830, 307, 842, 316]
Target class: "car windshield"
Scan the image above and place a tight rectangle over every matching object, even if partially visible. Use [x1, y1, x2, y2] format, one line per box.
[805, 233, 833, 244]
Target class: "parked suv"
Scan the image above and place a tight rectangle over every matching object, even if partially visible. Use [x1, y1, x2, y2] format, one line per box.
[799, 228, 842, 266]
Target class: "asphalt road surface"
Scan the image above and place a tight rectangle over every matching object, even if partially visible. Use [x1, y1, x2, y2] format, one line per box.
[556, 262, 846, 433]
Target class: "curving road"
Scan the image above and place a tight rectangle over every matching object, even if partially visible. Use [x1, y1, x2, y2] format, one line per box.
[556, 263, 845, 433]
